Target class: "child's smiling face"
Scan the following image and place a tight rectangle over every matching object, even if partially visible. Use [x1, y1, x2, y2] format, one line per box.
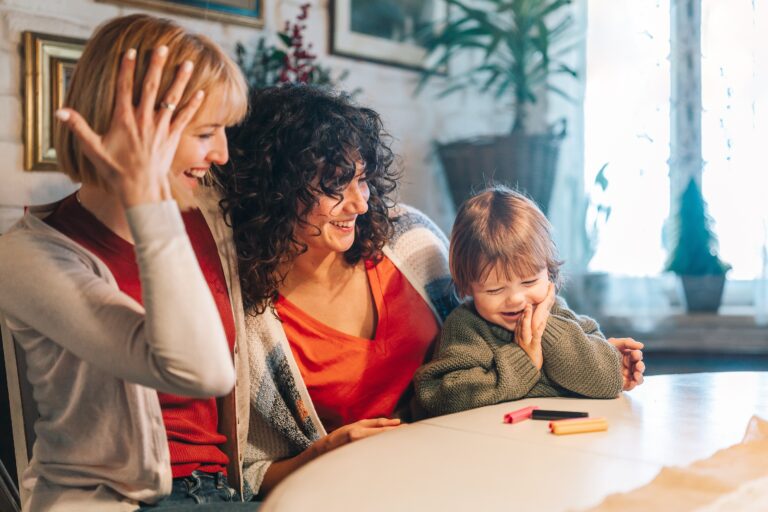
[469, 265, 550, 331]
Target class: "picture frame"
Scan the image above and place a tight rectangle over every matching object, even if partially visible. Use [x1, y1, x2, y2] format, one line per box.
[330, 0, 447, 71]
[97, 0, 263, 28]
[22, 32, 85, 172]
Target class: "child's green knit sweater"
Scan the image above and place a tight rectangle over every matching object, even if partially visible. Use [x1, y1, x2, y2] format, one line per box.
[414, 298, 623, 417]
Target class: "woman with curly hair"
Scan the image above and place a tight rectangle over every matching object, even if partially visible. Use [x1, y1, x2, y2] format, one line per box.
[216, 85, 455, 495]
[215, 85, 645, 496]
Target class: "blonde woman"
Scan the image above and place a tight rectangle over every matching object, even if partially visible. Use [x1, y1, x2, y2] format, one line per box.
[0, 14, 258, 511]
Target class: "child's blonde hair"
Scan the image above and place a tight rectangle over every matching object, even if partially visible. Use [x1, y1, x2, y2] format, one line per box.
[55, 14, 248, 187]
[450, 185, 563, 297]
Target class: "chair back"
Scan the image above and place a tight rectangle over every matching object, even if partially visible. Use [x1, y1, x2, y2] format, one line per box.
[1, 315, 38, 505]
[0, 458, 20, 512]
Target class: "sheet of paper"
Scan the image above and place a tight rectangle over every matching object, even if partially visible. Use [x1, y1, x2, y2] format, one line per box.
[582, 416, 768, 512]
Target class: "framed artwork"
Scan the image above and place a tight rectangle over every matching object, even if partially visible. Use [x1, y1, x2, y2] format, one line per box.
[23, 32, 85, 172]
[97, 0, 263, 27]
[330, 0, 447, 71]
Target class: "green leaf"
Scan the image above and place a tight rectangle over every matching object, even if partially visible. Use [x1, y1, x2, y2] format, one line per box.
[545, 84, 575, 102]
[438, 82, 473, 98]
[278, 32, 293, 47]
[595, 163, 609, 190]
[417, 0, 579, 121]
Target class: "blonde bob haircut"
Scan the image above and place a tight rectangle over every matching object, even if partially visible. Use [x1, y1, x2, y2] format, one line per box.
[55, 14, 248, 186]
[450, 185, 563, 298]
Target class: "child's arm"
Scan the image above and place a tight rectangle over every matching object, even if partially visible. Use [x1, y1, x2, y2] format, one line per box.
[414, 306, 541, 416]
[539, 297, 623, 399]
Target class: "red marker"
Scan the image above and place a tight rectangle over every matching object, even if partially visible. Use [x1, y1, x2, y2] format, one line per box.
[503, 405, 540, 424]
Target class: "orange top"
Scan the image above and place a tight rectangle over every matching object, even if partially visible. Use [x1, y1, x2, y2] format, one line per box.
[276, 256, 439, 432]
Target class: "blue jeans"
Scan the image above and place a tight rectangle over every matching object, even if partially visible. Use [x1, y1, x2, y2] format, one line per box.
[136, 471, 260, 511]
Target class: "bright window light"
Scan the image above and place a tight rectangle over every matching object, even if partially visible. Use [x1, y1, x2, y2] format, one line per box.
[585, 0, 670, 276]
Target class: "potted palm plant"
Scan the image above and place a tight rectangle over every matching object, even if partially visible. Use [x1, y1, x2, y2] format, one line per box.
[420, 0, 578, 213]
[665, 178, 731, 313]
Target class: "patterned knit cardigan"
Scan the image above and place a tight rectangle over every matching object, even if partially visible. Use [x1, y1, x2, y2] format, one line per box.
[240, 205, 456, 493]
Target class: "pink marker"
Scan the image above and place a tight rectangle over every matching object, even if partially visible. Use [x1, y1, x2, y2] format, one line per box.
[503, 405, 540, 424]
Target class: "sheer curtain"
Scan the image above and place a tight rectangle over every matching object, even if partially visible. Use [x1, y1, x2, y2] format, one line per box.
[585, 0, 768, 323]
[701, 1, 768, 285]
[583, 0, 671, 324]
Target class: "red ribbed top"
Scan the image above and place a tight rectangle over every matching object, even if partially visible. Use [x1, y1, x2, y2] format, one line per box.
[45, 194, 235, 477]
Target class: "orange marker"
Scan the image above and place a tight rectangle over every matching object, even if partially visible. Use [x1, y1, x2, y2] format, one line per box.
[549, 417, 608, 435]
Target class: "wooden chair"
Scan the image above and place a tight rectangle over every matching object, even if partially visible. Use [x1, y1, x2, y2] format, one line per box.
[1, 314, 37, 506]
[0, 458, 21, 512]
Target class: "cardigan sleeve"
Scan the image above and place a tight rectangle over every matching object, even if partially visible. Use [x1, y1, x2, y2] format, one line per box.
[540, 298, 623, 399]
[0, 201, 235, 398]
[414, 306, 541, 416]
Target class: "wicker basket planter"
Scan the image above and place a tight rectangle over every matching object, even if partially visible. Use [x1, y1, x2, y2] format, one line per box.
[437, 128, 565, 214]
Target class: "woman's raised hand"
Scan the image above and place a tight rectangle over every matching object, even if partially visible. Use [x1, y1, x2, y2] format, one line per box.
[55, 46, 205, 207]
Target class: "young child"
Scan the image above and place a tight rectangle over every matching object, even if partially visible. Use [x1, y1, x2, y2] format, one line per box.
[414, 185, 625, 417]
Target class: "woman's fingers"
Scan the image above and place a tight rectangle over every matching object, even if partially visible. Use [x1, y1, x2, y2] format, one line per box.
[157, 60, 194, 126]
[323, 418, 402, 452]
[356, 418, 401, 428]
[608, 337, 645, 352]
[170, 89, 205, 136]
[113, 48, 137, 124]
[137, 45, 169, 126]
[56, 109, 109, 171]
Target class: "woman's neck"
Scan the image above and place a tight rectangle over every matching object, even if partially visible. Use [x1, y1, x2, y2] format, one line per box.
[77, 183, 134, 244]
[280, 247, 360, 296]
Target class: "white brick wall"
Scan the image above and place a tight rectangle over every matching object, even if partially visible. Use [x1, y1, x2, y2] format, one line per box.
[0, 0, 508, 233]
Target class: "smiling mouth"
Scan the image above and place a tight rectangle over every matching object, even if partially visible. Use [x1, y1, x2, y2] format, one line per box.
[330, 219, 355, 230]
[183, 168, 209, 179]
[501, 308, 525, 318]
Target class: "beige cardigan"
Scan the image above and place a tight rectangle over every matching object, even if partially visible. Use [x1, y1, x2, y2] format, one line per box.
[0, 189, 251, 512]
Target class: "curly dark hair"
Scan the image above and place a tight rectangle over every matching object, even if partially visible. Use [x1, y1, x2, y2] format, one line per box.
[217, 85, 399, 315]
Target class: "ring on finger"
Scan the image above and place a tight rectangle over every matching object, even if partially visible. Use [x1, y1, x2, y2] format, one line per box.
[159, 101, 176, 112]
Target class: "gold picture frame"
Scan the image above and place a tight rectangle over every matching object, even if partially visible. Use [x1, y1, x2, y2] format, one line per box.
[330, 0, 447, 71]
[97, 0, 263, 28]
[23, 32, 85, 171]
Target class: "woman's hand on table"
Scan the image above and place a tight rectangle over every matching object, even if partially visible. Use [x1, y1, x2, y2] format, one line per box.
[260, 418, 402, 497]
[608, 337, 645, 391]
[311, 418, 403, 457]
[56, 45, 204, 207]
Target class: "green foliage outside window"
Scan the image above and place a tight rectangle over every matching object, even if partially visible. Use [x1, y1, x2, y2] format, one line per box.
[665, 178, 731, 276]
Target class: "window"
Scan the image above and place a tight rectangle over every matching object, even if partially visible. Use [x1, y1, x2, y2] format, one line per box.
[585, 0, 768, 313]
[585, 0, 670, 277]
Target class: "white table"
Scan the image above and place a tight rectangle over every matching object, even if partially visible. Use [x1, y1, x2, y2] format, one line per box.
[261, 372, 768, 512]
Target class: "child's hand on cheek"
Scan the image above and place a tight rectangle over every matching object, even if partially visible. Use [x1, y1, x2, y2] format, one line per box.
[531, 282, 556, 340]
[515, 305, 543, 370]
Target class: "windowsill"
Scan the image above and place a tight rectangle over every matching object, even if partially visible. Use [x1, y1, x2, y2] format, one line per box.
[598, 310, 768, 355]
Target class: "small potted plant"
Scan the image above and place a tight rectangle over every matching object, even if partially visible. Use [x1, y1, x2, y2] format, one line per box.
[236, 3, 353, 91]
[420, 0, 579, 213]
[665, 178, 731, 313]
